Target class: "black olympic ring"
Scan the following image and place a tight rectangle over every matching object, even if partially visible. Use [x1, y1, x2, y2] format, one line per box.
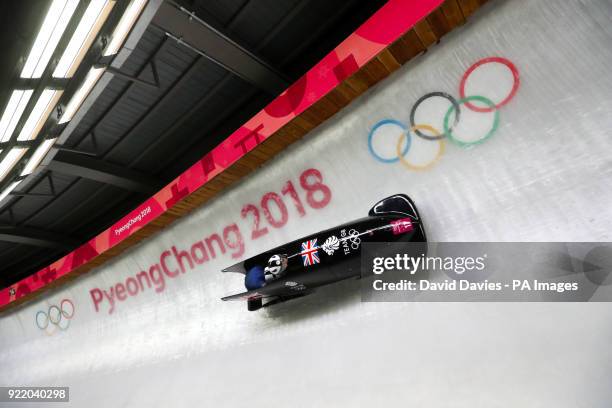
[35, 298, 75, 333]
[409, 91, 460, 141]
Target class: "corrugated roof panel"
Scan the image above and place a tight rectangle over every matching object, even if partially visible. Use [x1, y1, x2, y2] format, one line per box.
[226, 0, 303, 49]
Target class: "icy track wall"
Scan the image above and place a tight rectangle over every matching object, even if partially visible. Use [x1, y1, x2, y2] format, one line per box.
[2, 0, 612, 407]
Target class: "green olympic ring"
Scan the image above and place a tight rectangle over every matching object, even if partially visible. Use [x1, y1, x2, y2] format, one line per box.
[443, 95, 500, 147]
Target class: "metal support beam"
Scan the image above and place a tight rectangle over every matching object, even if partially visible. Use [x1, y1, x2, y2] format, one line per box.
[56, 132, 100, 157]
[103, 60, 160, 89]
[0, 227, 78, 249]
[152, 1, 289, 95]
[55, 146, 98, 157]
[47, 151, 160, 194]
[14, 77, 70, 90]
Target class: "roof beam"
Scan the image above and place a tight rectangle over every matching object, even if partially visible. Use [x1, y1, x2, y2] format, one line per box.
[14, 77, 70, 90]
[47, 151, 160, 194]
[0, 227, 78, 249]
[152, 2, 289, 95]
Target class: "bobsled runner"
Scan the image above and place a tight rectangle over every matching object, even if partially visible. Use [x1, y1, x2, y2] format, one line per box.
[221, 194, 427, 311]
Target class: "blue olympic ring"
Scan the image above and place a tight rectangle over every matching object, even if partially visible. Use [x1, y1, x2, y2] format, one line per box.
[367, 119, 410, 163]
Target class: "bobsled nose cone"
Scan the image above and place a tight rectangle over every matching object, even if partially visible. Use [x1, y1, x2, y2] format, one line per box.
[368, 194, 421, 220]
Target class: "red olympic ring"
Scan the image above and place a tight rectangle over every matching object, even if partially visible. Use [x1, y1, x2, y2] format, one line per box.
[60, 298, 75, 318]
[459, 57, 520, 113]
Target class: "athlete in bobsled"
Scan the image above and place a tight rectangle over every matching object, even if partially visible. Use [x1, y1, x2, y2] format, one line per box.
[223, 194, 427, 311]
[244, 254, 289, 290]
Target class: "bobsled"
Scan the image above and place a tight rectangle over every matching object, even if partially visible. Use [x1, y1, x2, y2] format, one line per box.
[221, 194, 427, 311]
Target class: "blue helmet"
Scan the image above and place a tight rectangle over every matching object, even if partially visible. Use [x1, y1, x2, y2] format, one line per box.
[244, 265, 266, 290]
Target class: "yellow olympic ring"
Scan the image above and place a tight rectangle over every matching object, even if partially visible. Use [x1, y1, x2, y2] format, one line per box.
[395, 124, 445, 171]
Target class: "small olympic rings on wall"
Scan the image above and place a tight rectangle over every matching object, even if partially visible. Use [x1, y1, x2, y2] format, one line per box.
[367, 56, 519, 171]
[35, 298, 75, 335]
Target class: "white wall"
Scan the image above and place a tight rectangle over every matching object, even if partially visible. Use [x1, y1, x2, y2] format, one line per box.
[1, 0, 612, 406]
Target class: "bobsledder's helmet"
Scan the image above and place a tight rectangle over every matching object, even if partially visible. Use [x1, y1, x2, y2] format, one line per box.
[245, 265, 266, 290]
[264, 254, 288, 279]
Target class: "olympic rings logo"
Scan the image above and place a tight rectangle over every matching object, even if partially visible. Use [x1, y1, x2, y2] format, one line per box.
[348, 229, 361, 249]
[35, 298, 75, 335]
[368, 57, 519, 170]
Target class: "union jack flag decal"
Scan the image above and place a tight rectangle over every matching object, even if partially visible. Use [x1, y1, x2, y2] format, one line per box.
[300, 239, 320, 267]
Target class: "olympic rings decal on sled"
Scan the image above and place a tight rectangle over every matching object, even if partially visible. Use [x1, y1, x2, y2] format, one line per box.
[368, 56, 519, 170]
[35, 298, 75, 335]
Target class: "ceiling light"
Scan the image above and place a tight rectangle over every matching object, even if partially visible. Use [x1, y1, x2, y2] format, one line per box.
[59, 67, 105, 124]
[17, 89, 63, 141]
[21, 139, 57, 176]
[0, 181, 22, 203]
[54, 0, 115, 78]
[21, 0, 79, 79]
[0, 148, 28, 181]
[103, 0, 147, 56]
[0, 90, 34, 142]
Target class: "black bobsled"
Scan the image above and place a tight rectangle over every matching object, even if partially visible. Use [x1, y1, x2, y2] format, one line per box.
[221, 194, 427, 311]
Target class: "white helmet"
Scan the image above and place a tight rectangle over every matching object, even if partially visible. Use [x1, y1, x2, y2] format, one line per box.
[264, 254, 287, 279]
